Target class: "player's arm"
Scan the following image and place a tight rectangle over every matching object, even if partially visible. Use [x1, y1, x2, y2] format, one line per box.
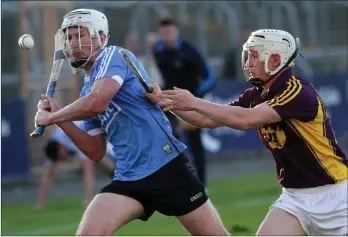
[37, 96, 107, 162]
[170, 110, 222, 129]
[144, 82, 221, 129]
[48, 78, 121, 124]
[159, 87, 275, 130]
[192, 99, 281, 130]
[177, 90, 253, 129]
[191, 78, 317, 130]
[48, 47, 126, 124]
[56, 122, 106, 162]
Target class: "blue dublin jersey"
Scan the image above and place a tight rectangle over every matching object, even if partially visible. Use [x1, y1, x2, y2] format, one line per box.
[79, 46, 186, 181]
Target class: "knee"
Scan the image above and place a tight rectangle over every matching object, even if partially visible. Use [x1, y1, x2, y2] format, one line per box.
[76, 224, 108, 236]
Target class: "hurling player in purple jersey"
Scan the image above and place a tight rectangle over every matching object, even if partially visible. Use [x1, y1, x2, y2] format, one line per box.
[145, 29, 347, 236]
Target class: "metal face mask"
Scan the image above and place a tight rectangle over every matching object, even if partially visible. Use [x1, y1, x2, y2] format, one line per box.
[60, 21, 102, 73]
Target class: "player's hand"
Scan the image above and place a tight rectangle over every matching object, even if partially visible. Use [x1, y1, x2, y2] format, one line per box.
[143, 83, 162, 104]
[37, 94, 60, 113]
[34, 110, 53, 127]
[159, 87, 196, 112]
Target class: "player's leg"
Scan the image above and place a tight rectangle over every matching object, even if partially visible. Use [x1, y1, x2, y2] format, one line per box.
[144, 154, 229, 235]
[82, 158, 95, 207]
[185, 128, 207, 185]
[36, 162, 56, 209]
[256, 207, 307, 235]
[76, 149, 95, 207]
[76, 181, 150, 235]
[177, 199, 229, 235]
[36, 140, 61, 209]
[257, 187, 309, 235]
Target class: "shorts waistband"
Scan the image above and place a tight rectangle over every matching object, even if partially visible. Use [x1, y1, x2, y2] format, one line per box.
[284, 179, 347, 195]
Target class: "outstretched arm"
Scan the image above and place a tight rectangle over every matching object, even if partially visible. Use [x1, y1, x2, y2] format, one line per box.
[192, 98, 281, 130]
[143, 83, 221, 129]
[159, 87, 281, 130]
[170, 110, 222, 129]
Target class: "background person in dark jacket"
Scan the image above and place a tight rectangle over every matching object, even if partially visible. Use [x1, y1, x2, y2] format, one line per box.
[152, 17, 217, 186]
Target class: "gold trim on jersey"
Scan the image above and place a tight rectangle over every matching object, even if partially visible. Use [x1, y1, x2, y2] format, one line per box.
[287, 97, 347, 182]
[266, 77, 303, 107]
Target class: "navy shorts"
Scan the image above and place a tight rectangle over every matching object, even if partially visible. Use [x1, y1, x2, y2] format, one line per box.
[99, 153, 208, 221]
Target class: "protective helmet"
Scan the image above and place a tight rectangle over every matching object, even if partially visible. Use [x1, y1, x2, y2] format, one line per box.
[242, 29, 301, 87]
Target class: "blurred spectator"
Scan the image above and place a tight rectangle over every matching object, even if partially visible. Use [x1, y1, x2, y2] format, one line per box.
[124, 31, 163, 87]
[221, 28, 253, 81]
[36, 121, 95, 209]
[124, 31, 141, 57]
[152, 17, 217, 186]
[36, 121, 116, 209]
[221, 48, 238, 80]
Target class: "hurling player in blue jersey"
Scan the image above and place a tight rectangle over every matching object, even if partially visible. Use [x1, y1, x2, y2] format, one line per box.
[35, 9, 228, 236]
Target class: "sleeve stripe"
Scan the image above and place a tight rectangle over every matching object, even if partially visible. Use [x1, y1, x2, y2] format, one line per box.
[267, 79, 297, 107]
[266, 77, 303, 107]
[98, 46, 117, 79]
[275, 77, 302, 106]
[95, 47, 110, 79]
[87, 128, 105, 136]
[267, 78, 296, 106]
[111, 75, 124, 86]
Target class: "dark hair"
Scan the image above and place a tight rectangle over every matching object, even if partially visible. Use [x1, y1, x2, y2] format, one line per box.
[158, 17, 177, 27]
[45, 140, 60, 162]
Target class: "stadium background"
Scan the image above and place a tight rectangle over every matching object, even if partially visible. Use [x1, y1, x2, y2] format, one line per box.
[1, 1, 347, 235]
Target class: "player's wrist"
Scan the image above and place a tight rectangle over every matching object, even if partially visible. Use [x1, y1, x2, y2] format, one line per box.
[191, 97, 201, 111]
[48, 112, 56, 125]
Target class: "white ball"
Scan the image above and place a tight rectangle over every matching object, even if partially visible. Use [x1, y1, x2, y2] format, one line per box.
[18, 34, 35, 50]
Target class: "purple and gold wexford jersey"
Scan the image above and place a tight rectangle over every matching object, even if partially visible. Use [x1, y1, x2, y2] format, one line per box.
[229, 68, 347, 188]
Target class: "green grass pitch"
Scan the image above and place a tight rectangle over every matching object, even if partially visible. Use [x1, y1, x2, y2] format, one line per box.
[2, 171, 281, 235]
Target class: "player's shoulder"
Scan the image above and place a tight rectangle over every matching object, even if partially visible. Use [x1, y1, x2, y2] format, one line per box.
[98, 45, 121, 61]
[282, 76, 317, 100]
[92, 45, 126, 73]
[268, 74, 318, 107]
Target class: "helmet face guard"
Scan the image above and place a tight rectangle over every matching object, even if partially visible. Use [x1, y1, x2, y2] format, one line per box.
[59, 24, 102, 73]
[241, 32, 301, 87]
[241, 45, 265, 87]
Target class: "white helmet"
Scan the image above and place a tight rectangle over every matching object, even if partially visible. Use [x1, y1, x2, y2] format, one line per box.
[59, 9, 110, 73]
[242, 29, 301, 86]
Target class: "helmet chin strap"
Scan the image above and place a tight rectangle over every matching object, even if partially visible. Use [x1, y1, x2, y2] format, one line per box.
[248, 38, 302, 88]
[70, 46, 101, 69]
[249, 75, 276, 88]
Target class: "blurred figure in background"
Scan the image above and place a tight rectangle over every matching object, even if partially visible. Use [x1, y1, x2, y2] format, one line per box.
[124, 31, 141, 57]
[124, 31, 163, 87]
[37, 121, 95, 209]
[221, 49, 238, 80]
[37, 121, 117, 209]
[152, 17, 217, 186]
[221, 28, 252, 81]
